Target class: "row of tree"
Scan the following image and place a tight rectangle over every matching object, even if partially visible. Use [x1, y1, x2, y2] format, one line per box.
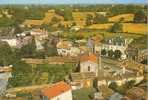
[101, 49, 122, 59]
[86, 14, 108, 26]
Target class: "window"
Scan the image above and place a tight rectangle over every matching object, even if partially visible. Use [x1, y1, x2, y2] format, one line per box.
[88, 66, 90, 71]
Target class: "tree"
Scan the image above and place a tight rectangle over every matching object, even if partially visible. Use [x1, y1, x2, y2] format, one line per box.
[86, 14, 94, 26]
[19, 38, 36, 58]
[108, 49, 114, 58]
[109, 22, 123, 33]
[125, 80, 135, 89]
[43, 41, 57, 57]
[114, 50, 122, 59]
[101, 49, 107, 56]
[93, 14, 108, 24]
[134, 10, 147, 23]
[51, 17, 61, 25]
[109, 82, 117, 90]
[55, 8, 73, 21]
[0, 41, 14, 66]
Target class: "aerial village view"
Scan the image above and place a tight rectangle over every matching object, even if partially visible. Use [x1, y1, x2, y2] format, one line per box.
[0, 0, 147, 100]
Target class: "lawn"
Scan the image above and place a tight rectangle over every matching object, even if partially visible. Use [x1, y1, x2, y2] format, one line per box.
[72, 87, 96, 100]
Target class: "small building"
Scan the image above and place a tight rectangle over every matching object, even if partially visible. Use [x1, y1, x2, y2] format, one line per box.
[56, 40, 72, 56]
[1, 36, 17, 47]
[79, 53, 98, 76]
[41, 81, 72, 100]
[70, 47, 80, 57]
[93, 92, 104, 100]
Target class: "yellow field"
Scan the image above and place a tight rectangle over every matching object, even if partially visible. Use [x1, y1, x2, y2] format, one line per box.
[88, 23, 147, 34]
[88, 23, 112, 30]
[123, 23, 147, 34]
[109, 14, 135, 22]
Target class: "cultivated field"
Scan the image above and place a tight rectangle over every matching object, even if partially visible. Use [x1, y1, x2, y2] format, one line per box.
[109, 13, 135, 22]
[87, 23, 147, 34]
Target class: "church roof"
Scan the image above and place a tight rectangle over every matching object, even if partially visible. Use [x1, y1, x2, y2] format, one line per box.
[80, 54, 97, 63]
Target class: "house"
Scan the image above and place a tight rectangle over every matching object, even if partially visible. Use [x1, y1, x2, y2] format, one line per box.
[70, 47, 80, 57]
[79, 53, 98, 76]
[0, 65, 13, 73]
[98, 35, 133, 59]
[56, 40, 73, 56]
[93, 92, 104, 100]
[41, 81, 72, 100]
[1, 38, 17, 47]
[0, 35, 18, 47]
[16, 35, 33, 48]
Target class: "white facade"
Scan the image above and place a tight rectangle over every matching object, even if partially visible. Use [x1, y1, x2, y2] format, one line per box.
[80, 61, 98, 76]
[57, 48, 71, 56]
[57, 47, 80, 57]
[97, 80, 107, 86]
[50, 90, 72, 100]
[1, 39, 17, 47]
[70, 47, 80, 57]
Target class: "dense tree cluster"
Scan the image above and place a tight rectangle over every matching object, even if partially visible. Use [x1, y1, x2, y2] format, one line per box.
[108, 22, 123, 33]
[101, 49, 122, 59]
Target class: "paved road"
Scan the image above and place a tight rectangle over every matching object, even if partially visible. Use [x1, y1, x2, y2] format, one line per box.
[101, 57, 134, 74]
[0, 72, 12, 96]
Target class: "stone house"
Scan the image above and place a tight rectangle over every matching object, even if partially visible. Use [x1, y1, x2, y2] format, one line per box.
[97, 35, 133, 59]
[79, 53, 98, 76]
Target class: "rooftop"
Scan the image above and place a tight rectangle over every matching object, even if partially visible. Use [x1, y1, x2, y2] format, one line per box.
[80, 53, 98, 63]
[42, 81, 71, 99]
[56, 40, 72, 49]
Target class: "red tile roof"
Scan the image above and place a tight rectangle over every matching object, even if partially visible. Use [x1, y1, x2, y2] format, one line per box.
[42, 81, 71, 99]
[80, 54, 97, 63]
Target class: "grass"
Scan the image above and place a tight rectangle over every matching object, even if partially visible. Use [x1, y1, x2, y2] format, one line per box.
[72, 87, 96, 100]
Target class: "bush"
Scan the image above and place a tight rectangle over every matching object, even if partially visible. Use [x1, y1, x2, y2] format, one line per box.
[101, 49, 107, 56]
[114, 50, 122, 59]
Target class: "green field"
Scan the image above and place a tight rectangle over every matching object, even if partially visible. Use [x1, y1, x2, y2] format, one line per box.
[73, 87, 96, 100]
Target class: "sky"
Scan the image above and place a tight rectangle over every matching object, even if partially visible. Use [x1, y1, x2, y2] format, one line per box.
[0, 0, 146, 4]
